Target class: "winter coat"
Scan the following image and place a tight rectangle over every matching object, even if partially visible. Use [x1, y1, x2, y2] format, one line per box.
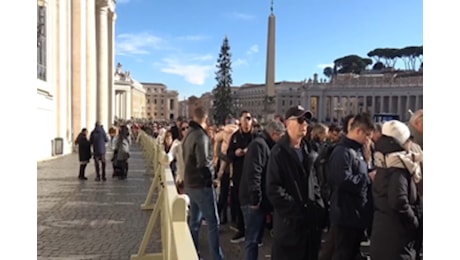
[370, 135, 422, 260]
[182, 121, 214, 188]
[328, 136, 372, 229]
[238, 131, 275, 213]
[89, 126, 108, 156]
[75, 133, 91, 162]
[266, 133, 325, 260]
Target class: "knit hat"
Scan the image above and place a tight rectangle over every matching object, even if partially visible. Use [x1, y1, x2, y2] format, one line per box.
[382, 120, 410, 146]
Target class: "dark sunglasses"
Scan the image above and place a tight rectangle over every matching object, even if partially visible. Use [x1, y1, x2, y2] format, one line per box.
[181, 126, 189, 131]
[289, 116, 307, 124]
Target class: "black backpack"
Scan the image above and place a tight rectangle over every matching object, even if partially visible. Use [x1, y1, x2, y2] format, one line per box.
[315, 143, 336, 205]
[315, 142, 360, 206]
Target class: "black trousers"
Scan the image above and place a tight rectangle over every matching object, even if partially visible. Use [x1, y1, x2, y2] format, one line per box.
[78, 163, 87, 178]
[330, 225, 364, 260]
[319, 226, 336, 260]
[94, 155, 106, 178]
[230, 175, 245, 233]
[272, 228, 322, 260]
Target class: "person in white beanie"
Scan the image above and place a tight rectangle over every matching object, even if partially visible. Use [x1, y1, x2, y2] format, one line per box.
[370, 120, 422, 260]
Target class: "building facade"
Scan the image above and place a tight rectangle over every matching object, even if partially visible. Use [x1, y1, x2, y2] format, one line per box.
[301, 71, 423, 123]
[37, 0, 116, 161]
[178, 100, 189, 119]
[191, 71, 422, 124]
[142, 83, 179, 121]
[114, 63, 146, 120]
[237, 81, 304, 121]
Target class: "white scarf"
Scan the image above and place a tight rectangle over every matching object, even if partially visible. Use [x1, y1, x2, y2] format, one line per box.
[374, 150, 422, 183]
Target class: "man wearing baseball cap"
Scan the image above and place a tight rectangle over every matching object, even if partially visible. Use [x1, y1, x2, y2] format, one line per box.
[266, 105, 325, 260]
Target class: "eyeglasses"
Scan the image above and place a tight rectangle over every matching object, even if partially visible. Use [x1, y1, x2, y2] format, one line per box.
[288, 116, 307, 124]
[181, 126, 189, 131]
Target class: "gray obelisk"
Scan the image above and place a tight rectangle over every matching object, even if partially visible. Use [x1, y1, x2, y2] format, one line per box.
[265, 0, 276, 122]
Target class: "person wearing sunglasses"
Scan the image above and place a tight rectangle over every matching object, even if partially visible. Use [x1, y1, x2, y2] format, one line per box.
[168, 121, 189, 194]
[266, 105, 325, 260]
[227, 110, 257, 243]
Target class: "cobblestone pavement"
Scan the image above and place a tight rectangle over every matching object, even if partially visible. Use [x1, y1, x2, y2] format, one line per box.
[37, 145, 161, 260]
[37, 143, 372, 260]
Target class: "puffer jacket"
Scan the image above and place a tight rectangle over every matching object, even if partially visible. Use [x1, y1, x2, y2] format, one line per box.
[370, 135, 422, 260]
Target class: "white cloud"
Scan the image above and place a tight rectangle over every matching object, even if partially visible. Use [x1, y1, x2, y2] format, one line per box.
[228, 12, 255, 20]
[160, 57, 213, 85]
[115, 32, 165, 56]
[191, 54, 214, 62]
[176, 35, 209, 41]
[233, 58, 248, 67]
[317, 63, 334, 69]
[247, 44, 259, 55]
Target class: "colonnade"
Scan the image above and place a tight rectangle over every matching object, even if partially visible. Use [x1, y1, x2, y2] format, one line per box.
[71, 0, 115, 139]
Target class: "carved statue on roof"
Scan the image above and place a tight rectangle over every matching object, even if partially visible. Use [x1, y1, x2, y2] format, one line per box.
[116, 62, 122, 75]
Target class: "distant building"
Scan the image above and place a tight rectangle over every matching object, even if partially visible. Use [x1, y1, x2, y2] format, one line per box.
[114, 63, 146, 120]
[142, 82, 179, 121]
[178, 99, 189, 119]
[179, 70, 422, 125]
[302, 71, 423, 122]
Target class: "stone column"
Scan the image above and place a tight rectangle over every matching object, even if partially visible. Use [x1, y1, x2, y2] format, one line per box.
[86, 0, 97, 129]
[108, 11, 116, 126]
[406, 95, 410, 120]
[96, 0, 109, 128]
[114, 92, 119, 118]
[389, 95, 393, 113]
[71, 0, 85, 142]
[126, 89, 132, 119]
[371, 95, 375, 115]
[319, 95, 325, 121]
[364, 96, 368, 113]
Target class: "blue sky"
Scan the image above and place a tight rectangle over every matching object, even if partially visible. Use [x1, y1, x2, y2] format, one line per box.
[114, 0, 422, 99]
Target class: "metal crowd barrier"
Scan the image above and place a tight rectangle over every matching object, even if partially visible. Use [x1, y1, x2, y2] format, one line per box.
[131, 131, 198, 260]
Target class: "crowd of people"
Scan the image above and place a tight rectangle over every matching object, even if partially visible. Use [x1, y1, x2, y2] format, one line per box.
[149, 106, 423, 260]
[73, 106, 423, 260]
[74, 121, 133, 181]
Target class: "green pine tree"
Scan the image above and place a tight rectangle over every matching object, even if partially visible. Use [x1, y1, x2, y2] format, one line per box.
[212, 36, 234, 125]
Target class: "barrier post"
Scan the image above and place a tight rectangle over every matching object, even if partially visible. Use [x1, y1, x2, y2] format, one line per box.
[133, 130, 198, 260]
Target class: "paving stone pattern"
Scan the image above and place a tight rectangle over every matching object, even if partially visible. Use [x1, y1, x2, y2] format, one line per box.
[37, 145, 161, 260]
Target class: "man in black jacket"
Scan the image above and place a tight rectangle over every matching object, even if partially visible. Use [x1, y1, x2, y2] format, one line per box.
[327, 113, 375, 260]
[239, 120, 285, 260]
[266, 106, 324, 260]
[227, 110, 256, 243]
[182, 107, 223, 260]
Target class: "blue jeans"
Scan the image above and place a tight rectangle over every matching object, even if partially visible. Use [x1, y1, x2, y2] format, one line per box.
[186, 187, 224, 260]
[241, 205, 266, 260]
